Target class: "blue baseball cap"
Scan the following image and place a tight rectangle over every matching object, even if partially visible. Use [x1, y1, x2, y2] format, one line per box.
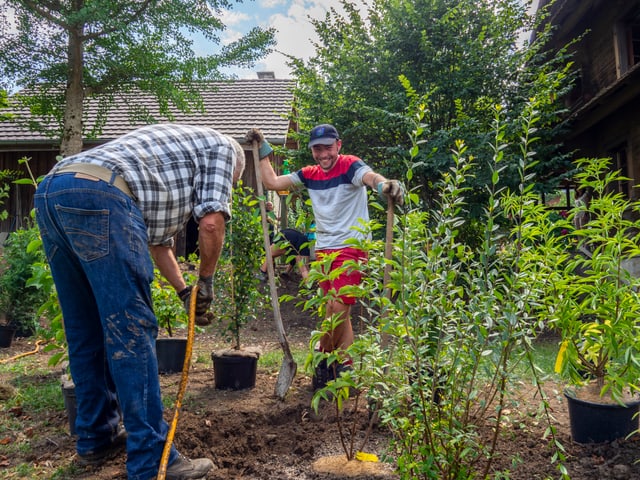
[308, 124, 340, 148]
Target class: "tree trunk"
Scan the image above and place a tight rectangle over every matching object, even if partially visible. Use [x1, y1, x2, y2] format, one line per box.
[60, 22, 85, 157]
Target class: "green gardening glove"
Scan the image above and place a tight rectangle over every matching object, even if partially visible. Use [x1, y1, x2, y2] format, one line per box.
[377, 180, 405, 206]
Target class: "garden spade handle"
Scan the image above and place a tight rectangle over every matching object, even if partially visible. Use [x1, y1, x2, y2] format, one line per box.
[368, 198, 396, 430]
[158, 285, 198, 480]
[252, 140, 297, 399]
[383, 198, 395, 298]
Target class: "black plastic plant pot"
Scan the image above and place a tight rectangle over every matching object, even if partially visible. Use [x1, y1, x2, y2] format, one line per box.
[212, 350, 259, 390]
[61, 383, 77, 436]
[0, 325, 16, 348]
[565, 389, 640, 443]
[156, 337, 188, 374]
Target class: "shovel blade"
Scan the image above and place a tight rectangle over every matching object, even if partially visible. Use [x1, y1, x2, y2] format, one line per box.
[274, 356, 297, 400]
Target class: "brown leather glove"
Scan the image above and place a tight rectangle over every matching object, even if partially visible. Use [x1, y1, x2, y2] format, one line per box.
[195, 275, 214, 316]
[245, 128, 264, 144]
[245, 128, 273, 159]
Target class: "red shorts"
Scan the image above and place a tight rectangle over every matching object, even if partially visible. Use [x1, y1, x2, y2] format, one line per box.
[315, 247, 368, 305]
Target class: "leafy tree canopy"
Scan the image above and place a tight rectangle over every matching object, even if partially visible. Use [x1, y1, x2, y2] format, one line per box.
[0, 0, 276, 154]
[289, 0, 574, 214]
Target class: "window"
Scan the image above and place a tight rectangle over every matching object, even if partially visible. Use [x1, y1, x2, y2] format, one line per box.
[627, 24, 640, 67]
[615, 19, 640, 76]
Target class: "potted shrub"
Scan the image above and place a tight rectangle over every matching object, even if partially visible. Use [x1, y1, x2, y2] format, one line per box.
[0, 223, 49, 339]
[211, 183, 264, 390]
[550, 156, 640, 443]
[152, 267, 193, 374]
[0, 313, 16, 348]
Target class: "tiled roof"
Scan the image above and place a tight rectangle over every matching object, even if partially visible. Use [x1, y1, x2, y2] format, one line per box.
[0, 79, 296, 147]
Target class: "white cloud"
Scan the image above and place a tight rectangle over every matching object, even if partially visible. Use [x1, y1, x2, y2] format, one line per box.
[219, 9, 251, 26]
[259, 0, 287, 8]
[215, 0, 370, 79]
[251, 0, 369, 79]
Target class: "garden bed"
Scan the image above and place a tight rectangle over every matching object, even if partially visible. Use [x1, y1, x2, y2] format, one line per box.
[1, 274, 640, 479]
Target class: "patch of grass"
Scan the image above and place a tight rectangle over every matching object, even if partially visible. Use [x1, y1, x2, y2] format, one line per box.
[258, 347, 307, 373]
[532, 334, 560, 376]
[194, 352, 209, 364]
[505, 331, 561, 381]
[5, 375, 63, 412]
[2, 458, 86, 480]
[0, 353, 68, 462]
[49, 464, 84, 479]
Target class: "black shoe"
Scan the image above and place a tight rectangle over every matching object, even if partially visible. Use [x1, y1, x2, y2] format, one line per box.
[255, 269, 268, 282]
[77, 425, 127, 466]
[312, 360, 352, 390]
[312, 359, 330, 391]
[166, 453, 215, 480]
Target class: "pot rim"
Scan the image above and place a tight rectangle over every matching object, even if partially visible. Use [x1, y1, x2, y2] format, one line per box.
[564, 387, 640, 408]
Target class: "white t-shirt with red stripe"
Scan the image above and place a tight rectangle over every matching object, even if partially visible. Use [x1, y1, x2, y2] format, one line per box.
[288, 154, 372, 250]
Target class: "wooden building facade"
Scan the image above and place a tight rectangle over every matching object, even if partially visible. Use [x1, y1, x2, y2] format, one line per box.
[537, 0, 640, 199]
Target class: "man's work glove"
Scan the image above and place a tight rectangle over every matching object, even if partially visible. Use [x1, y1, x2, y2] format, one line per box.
[245, 128, 274, 159]
[178, 275, 214, 325]
[377, 180, 405, 206]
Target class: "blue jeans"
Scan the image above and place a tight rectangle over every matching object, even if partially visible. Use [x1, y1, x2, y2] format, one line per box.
[34, 173, 178, 480]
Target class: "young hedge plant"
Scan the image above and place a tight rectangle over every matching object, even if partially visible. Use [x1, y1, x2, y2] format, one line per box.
[346, 100, 566, 479]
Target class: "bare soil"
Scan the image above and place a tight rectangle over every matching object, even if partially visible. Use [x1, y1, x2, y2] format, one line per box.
[2, 273, 640, 479]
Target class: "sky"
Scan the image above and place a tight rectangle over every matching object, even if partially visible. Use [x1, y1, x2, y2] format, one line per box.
[203, 0, 369, 80]
[197, 0, 538, 80]
[1, 0, 538, 84]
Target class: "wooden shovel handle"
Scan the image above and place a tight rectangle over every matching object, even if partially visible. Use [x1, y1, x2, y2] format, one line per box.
[383, 199, 395, 300]
[251, 141, 292, 356]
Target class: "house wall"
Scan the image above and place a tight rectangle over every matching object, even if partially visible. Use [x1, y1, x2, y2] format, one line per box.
[546, 0, 640, 198]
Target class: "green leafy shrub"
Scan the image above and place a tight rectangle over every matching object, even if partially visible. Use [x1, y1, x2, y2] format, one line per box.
[360, 103, 566, 479]
[299, 100, 568, 478]
[151, 267, 190, 337]
[550, 157, 640, 404]
[213, 182, 264, 350]
[0, 223, 49, 336]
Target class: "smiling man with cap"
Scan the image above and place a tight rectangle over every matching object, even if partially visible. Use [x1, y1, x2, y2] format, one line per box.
[246, 123, 404, 389]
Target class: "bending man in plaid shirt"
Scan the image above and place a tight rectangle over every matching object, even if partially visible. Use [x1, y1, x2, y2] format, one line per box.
[34, 124, 245, 480]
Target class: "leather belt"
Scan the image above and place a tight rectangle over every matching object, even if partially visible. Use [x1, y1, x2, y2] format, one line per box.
[56, 163, 132, 198]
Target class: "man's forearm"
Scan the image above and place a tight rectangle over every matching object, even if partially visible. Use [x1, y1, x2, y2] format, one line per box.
[198, 212, 226, 278]
[149, 245, 186, 292]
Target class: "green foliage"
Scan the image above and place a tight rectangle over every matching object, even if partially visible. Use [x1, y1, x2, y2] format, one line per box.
[362, 101, 567, 479]
[299, 98, 569, 478]
[0, 1, 275, 153]
[300, 247, 375, 462]
[0, 223, 48, 336]
[151, 268, 190, 337]
[289, 0, 574, 217]
[0, 88, 13, 121]
[0, 169, 21, 222]
[214, 183, 264, 349]
[550, 157, 640, 404]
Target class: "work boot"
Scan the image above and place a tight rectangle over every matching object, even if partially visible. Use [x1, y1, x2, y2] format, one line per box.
[166, 453, 215, 480]
[77, 424, 127, 466]
[312, 358, 331, 391]
[312, 359, 352, 391]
